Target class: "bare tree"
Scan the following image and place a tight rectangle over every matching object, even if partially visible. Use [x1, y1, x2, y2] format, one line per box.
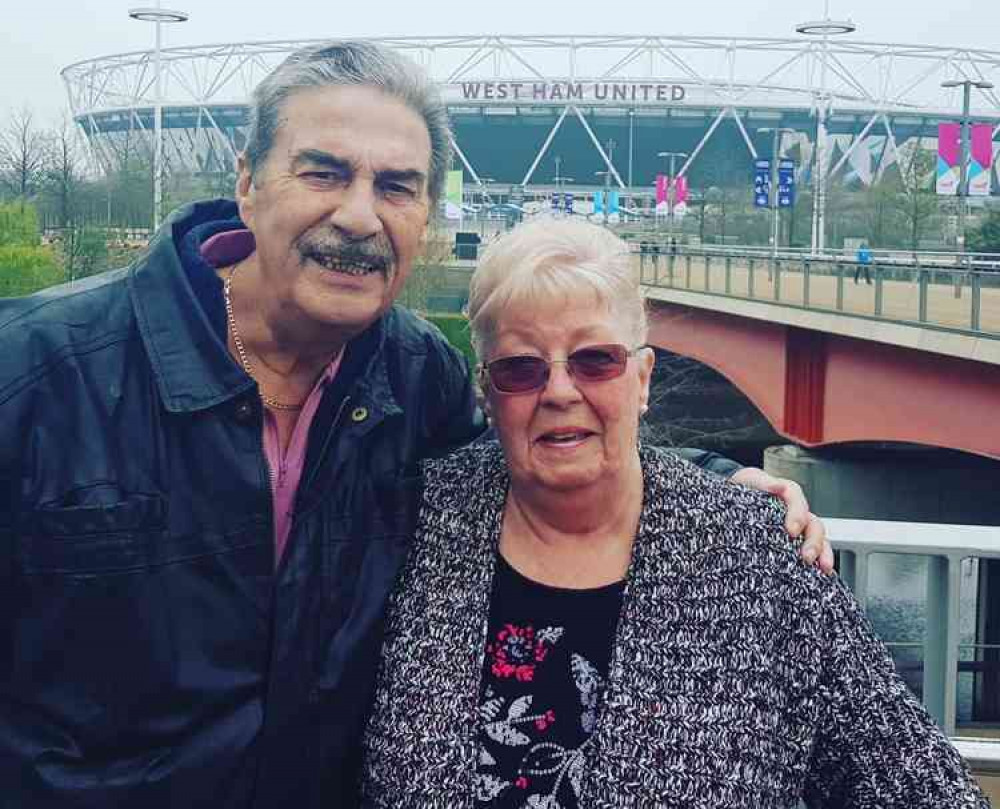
[0, 107, 49, 203]
[641, 347, 778, 454]
[895, 144, 938, 252]
[44, 115, 85, 228]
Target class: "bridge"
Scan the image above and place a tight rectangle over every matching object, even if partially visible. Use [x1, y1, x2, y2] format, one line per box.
[638, 247, 1000, 459]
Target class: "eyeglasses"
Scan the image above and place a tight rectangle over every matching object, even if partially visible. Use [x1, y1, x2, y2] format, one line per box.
[481, 344, 638, 395]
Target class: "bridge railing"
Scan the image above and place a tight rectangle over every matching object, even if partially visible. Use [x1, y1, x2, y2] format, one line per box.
[636, 247, 1000, 337]
[826, 518, 1000, 736]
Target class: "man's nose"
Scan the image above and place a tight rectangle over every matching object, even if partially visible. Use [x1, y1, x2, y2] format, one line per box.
[329, 182, 383, 240]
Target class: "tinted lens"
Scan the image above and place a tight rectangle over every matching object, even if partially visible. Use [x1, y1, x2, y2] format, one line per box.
[567, 344, 629, 381]
[488, 355, 549, 393]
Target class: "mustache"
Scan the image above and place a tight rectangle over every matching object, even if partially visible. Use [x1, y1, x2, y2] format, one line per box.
[296, 231, 395, 274]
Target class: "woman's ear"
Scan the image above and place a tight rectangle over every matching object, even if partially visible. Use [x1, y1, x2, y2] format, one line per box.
[636, 346, 655, 415]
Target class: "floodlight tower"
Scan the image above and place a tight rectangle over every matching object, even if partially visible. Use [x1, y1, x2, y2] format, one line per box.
[796, 1, 856, 255]
[129, 1, 189, 232]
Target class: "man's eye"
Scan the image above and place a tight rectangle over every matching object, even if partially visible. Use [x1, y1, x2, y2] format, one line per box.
[301, 171, 343, 183]
[382, 182, 418, 198]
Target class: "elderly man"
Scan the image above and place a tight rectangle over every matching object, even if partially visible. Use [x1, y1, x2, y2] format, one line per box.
[0, 42, 828, 807]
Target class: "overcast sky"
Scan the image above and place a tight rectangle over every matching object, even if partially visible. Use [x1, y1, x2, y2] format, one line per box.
[2, 0, 999, 122]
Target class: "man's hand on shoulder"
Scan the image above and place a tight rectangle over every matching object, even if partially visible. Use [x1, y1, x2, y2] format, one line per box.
[729, 467, 834, 574]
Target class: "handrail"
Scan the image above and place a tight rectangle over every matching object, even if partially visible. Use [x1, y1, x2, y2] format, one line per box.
[825, 518, 1000, 737]
[953, 738, 1000, 775]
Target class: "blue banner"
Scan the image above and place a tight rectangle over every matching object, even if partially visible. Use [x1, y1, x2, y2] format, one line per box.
[551, 194, 561, 212]
[778, 160, 796, 208]
[593, 191, 604, 214]
[753, 158, 771, 209]
[564, 193, 574, 214]
[607, 190, 620, 215]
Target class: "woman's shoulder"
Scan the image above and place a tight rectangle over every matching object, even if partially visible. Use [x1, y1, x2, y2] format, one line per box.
[639, 445, 815, 578]
[420, 439, 507, 512]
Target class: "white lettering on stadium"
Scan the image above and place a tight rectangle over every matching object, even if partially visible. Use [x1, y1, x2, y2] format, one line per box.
[457, 81, 686, 104]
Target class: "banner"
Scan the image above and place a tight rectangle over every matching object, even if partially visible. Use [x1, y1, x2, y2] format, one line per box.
[673, 176, 689, 217]
[444, 170, 464, 220]
[753, 159, 771, 208]
[564, 192, 574, 214]
[937, 123, 961, 196]
[675, 176, 689, 205]
[970, 124, 993, 197]
[655, 174, 668, 214]
[593, 190, 604, 214]
[607, 190, 620, 215]
[777, 160, 796, 208]
[551, 194, 561, 213]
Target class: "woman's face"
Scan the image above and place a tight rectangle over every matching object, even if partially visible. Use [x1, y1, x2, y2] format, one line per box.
[483, 289, 654, 498]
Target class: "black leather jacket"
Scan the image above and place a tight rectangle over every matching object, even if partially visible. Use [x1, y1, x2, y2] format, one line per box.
[0, 201, 483, 808]
[0, 200, 738, 808]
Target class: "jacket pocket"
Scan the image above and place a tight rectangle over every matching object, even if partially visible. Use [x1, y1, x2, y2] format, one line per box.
[17, 493, 166, 574]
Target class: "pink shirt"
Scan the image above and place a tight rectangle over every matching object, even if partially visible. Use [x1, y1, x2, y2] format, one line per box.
[263, 356, 343, 563]
[202, 228, 344, 564]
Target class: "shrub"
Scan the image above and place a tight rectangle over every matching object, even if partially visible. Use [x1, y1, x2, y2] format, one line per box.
[0, 245, 67, 297]
[426, 313, 476, 371]
[0, 201, 42, 247]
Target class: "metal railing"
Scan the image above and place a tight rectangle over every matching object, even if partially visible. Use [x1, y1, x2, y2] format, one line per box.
[827, 518, 1000, 736]
[637, 247, 1000, 337]
[953, 738, 1000, 775]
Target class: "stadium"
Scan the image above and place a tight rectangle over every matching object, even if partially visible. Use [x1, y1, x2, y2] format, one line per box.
[62, 34, 1000, 209]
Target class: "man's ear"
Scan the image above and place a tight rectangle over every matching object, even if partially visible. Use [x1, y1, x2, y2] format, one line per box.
[235, 153, 256, 230]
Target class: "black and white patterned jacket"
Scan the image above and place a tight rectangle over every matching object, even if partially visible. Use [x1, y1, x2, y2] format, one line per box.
[361, 442, 989, 808]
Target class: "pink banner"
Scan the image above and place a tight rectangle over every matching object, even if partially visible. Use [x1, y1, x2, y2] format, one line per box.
[938, 123, 961, 165]
[970, 124, 994, 196]
[655, 174, 668, 204]
[675, 175, 689, 205]
[937, 123, 961, 195]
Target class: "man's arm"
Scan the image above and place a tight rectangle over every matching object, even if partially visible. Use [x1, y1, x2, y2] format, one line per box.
[674, 448, 833, 573]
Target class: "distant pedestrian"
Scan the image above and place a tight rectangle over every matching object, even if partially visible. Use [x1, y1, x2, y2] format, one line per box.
[855, 243, 873, 285]
[650, 241, 661, 272]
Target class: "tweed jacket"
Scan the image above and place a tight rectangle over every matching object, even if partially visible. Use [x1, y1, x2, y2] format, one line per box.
[361, 442, 988, 808]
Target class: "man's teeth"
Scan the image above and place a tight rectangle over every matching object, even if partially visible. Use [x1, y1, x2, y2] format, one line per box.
[313, 256, 384, 275]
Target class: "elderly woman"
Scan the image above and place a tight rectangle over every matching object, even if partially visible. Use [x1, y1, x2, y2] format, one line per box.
[361, 220, 987, 807]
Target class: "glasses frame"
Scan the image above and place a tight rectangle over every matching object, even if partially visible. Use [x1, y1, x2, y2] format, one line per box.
[479, 343, 643, 396]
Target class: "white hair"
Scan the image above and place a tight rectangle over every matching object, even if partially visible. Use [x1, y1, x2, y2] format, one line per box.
[467, 218, 648, 360]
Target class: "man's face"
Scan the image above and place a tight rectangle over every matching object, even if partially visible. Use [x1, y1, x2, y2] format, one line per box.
[236, 84, 433, 336]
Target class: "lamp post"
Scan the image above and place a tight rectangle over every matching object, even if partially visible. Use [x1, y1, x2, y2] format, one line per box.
[941, 78, 994, 260]
[657, 151, 688, 239]
[796, 2, 856, 255]
[758, 127, 796, 257]
[129, 2, 189, 232]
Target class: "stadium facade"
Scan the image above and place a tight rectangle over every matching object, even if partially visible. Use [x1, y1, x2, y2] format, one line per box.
[63, 35, 1000, 200]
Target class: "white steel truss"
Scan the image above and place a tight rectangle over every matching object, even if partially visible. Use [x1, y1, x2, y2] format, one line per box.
[63, 34, 1000, 183]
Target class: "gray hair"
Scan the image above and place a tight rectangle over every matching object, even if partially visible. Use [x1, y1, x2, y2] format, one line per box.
[467, 218, 648, 360]
[244, 40, 452, 203]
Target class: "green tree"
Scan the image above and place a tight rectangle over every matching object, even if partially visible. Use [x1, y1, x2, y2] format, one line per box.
[968, 209, 1000, 254]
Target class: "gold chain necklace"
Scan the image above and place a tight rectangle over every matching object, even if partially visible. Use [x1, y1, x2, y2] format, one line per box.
[224, 264, 305, 411]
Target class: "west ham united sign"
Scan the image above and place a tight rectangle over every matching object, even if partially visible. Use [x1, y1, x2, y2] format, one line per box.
[447, 81, 687, 105]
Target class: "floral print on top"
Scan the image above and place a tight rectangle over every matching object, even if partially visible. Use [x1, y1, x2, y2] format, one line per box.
[475, 556, 625, 809]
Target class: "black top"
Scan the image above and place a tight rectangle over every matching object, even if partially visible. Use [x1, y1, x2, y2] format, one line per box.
[475, 555, 625, 808]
